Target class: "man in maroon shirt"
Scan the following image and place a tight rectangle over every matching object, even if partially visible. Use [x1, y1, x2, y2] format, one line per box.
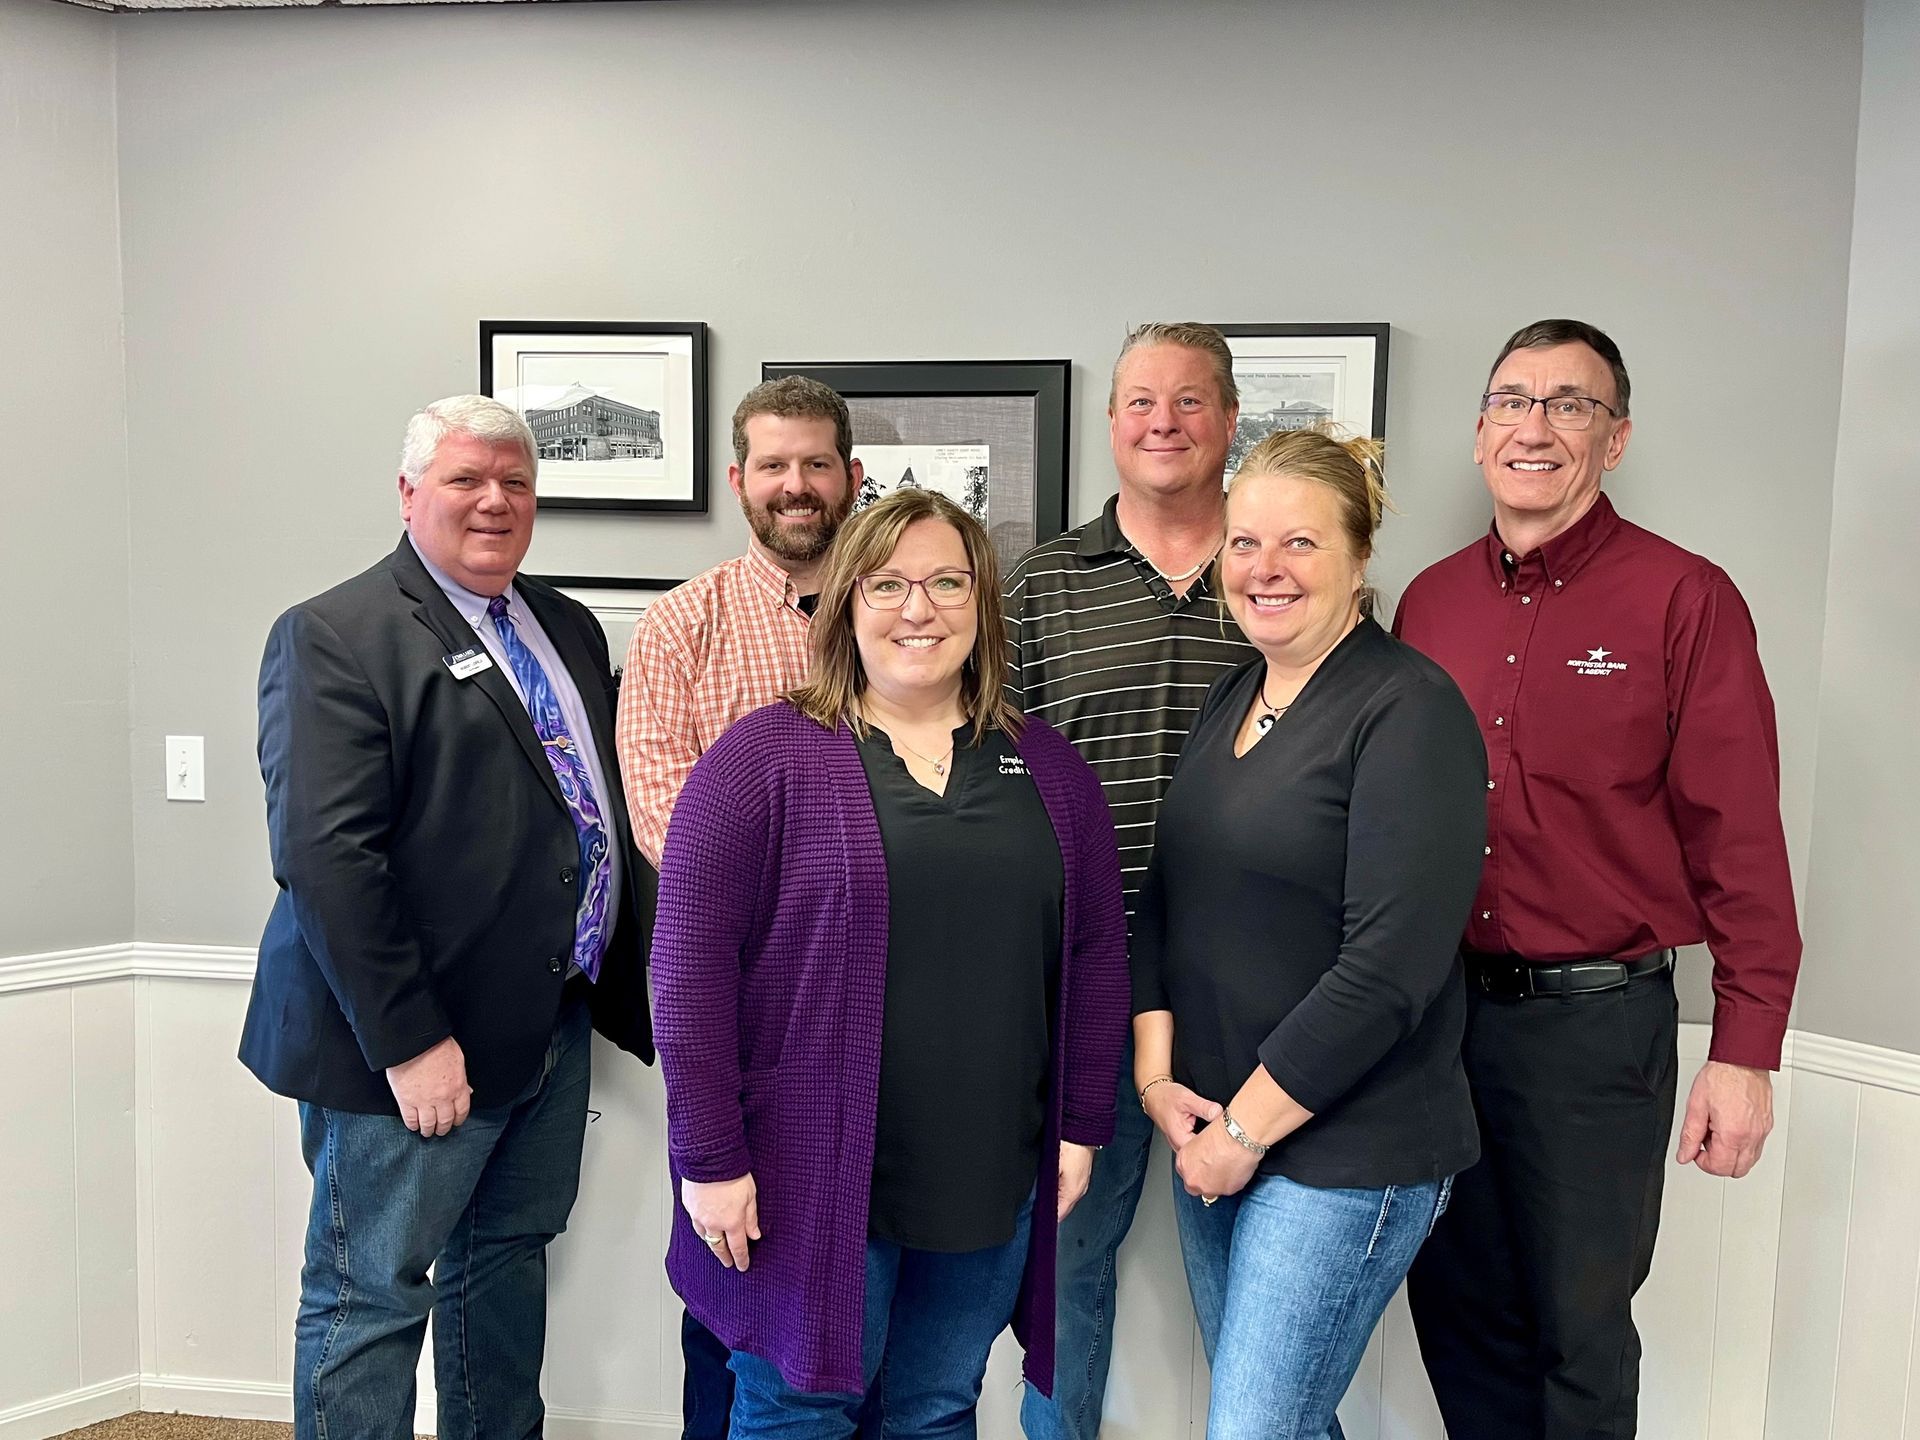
[1395, 319, 1801, 1440]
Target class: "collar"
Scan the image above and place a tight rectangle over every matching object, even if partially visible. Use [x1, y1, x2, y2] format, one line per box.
[741, 542, 809, 613]
[1076, 495, 1129, 558]
[1479, 492, 1621, 590]
[408, 533, 517, 626]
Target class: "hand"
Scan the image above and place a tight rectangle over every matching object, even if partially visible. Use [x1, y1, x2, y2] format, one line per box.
[682, 1173, 761, 1270]
[385, 1035, 471, 1137]
[1173, 1117, 1261, 1202]
[1676, 1061, 1774, 1178]
[1142, 1080, 1223, 1153]
[1058, 1143, 1095, 1222]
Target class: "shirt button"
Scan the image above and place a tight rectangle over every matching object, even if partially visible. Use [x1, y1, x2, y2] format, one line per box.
[548, 957, 563, 973]
[1521, 595, 1532, 605]
[1503, 553, 1514, 564]
[560, 867, 576, 885]
[1505, 654, 1516, 664]
[1484, 846, 1492, 856]
[1494, 716, 1505, 726]
[1554, 579, 1563, 588]
[1481, 911, 1491, 920]
[1487, 780, 1496, 790]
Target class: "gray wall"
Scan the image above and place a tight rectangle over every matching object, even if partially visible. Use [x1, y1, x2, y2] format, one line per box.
[1, 0, 133, 952]
[111, 0, 1863, 979]
[1798, 0, 1920, 1052]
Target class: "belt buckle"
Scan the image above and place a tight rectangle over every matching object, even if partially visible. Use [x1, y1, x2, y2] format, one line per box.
[1570, 960, 1631, 993]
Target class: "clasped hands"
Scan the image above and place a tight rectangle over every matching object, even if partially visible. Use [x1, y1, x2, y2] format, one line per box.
[1142, 1080, 1260, 1203]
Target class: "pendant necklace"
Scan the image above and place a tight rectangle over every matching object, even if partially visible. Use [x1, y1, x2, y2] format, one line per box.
[897, 735, 955, 778]
[1254, 679, 1294, 736]
[865, 705, 956, 777]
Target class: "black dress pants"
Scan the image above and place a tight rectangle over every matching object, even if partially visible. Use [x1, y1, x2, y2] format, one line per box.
[1407, 968, 1679, 1440]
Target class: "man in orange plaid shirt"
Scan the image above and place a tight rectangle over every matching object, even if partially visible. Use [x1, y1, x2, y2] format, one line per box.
[615, 374, 862, 1439]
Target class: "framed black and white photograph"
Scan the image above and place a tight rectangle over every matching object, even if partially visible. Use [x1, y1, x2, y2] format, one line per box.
[1211, 324, 1390, 471]
[481, 321, 709, 513]
[532, 574, 687, 675]
[759, 359, 1070, 571]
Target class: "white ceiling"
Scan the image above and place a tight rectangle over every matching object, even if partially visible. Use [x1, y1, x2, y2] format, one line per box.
[58, 0, 591, 11]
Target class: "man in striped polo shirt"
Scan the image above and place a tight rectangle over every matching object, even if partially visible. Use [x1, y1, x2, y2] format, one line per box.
[1005, 323, 1255, 1440]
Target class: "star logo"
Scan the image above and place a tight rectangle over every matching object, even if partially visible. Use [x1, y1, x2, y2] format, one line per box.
[1587, 647, 1612, 662]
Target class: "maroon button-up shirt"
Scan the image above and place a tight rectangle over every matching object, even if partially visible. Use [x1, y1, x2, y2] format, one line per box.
[1393, 494, 1801, 1070]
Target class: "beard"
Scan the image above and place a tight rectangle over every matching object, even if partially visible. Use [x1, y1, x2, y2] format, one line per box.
[741, 487, 852, 563]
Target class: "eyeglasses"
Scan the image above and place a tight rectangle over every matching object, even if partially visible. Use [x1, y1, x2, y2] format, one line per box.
[856, 570, 976, 610]
[1480, 391, 1620, 431]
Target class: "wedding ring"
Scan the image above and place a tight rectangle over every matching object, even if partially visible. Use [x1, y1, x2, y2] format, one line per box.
[701, 1232, 724, 1244]
[1201, 1196, 1218, 1208]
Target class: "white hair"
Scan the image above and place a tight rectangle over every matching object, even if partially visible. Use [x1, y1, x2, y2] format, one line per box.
[399, 395, 538, 484]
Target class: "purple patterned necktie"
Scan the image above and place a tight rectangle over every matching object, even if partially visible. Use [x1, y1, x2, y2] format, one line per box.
[487, 596, 609, 982]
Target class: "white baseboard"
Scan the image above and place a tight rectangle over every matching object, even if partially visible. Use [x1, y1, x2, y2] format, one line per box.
[546, 1406, 681, 1439]
[140, 1377, 432, 1435]
[0, 1378, 140, 1440]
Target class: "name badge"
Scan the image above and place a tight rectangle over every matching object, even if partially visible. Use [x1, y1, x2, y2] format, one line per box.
[443, 647, 495, 681]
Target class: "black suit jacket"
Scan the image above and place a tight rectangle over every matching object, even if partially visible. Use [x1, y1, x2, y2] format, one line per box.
[240, 536, 654, 1113]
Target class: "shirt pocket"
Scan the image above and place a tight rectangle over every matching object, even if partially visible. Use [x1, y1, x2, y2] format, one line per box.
[1521, 665, 1665, 788]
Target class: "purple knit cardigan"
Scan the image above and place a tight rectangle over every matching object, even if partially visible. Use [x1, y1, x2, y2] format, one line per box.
[651, 701, 1130, 1396]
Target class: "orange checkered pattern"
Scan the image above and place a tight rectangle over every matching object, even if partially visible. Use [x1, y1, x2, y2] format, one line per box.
[615, 546, 813, 864]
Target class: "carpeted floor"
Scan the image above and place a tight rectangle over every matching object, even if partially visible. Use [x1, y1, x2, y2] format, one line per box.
[50, 1417, 429, 1440]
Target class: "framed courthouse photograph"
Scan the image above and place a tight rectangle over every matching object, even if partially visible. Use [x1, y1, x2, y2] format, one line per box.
[760, 359, 1071, 571]
[529, 574, 687, 676]
[481, 321, 709, 513]
[1211, 324, 1390, 471]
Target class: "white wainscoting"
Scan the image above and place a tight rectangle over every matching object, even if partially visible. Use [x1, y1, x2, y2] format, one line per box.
[2, 949, 1917, 1440]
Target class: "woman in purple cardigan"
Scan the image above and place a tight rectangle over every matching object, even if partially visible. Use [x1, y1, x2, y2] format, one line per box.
[651, 488, 1130, 1438]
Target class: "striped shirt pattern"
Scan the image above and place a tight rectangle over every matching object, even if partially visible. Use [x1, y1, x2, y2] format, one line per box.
[615, 545, 813, 864]
[1003, 496, 1256, 924]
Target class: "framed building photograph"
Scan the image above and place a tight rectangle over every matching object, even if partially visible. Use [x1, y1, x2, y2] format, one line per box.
[531, 574, 687, 676]
[1211, 324, 1390, 471]
[759, 359, 1071, 571]
[481, 321, 709, 513]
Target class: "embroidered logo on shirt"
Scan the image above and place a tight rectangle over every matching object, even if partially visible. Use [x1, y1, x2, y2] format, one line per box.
[1567, 646, 1628, 678]
[998, 755, 1030, 776]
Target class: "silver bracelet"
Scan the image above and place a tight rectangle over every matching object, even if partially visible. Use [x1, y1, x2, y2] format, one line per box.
[1220, 1107, 1271, 1156]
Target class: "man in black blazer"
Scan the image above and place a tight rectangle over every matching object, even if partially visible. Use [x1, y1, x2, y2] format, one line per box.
[241, 394, 653, 1440]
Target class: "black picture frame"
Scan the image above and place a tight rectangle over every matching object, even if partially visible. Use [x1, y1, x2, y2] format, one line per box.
[481, 320, 709, 514]
[1210, 324, 1391, 468]
[530, 574, 689, 677]
[760, 359, 1071, 570]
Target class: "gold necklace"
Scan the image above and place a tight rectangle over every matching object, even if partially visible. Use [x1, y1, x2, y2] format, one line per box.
[1118, 525, 1219, 587]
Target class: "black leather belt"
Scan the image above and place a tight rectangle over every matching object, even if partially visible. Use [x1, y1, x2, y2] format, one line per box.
[1465, 949, 1672, 1000]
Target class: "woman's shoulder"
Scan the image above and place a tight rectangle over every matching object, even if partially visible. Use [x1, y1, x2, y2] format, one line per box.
[1348, 624, 1480, 739]
[697, 701, 843, 779]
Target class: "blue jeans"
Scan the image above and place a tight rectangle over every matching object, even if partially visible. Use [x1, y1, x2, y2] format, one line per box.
[727, 1198, 1033, 1439]
[1020, 1043, 1153, 1440]
[1174, 1166, 1453, 1440]
[293, 998, 592, 1440]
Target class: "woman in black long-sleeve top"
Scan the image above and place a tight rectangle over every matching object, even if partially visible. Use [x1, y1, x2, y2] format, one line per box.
[1132, 427, 1487, 1440]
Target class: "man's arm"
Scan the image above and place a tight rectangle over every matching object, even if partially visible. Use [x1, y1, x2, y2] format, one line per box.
[259, 608, 460, 1121]
[1001, 561, 1030, 711]
[615, 604, 703, 867]
[1664, 570, 1802, 1177]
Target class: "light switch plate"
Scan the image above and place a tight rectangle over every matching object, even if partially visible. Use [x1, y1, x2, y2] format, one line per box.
[165, 735, 205, 802]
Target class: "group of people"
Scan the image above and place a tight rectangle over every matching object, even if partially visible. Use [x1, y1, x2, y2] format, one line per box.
[242, 317, 1802, 1440]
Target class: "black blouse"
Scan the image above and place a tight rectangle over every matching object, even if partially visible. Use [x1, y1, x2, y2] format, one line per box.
[1133, 619, 1488, 1189]
[857, 724, 1064, 1251]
